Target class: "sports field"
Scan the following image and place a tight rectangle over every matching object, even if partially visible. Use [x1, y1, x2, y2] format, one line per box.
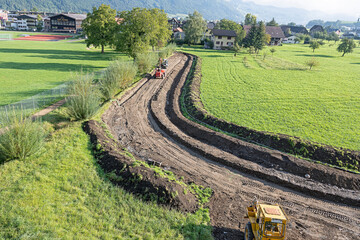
[183, 43, 360, 150]
[0, 35, 123, 106]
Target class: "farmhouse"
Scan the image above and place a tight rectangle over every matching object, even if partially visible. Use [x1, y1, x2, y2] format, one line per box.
[280, 25, 308, 37]
[243, 25, 285, 45]
[168, 18, 181, 29]
[49, 13, 86, 33]
[211, 29, 237, 50]
[204, 22, 216, 40]
[310, 25, 324, 34]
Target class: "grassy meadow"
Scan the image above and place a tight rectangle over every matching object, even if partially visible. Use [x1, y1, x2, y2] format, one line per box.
[183, 43, 360, 151]
[0, 35, 127, 106]
[0, 108, 212, 239]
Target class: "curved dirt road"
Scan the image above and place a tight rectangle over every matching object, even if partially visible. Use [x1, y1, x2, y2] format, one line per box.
[103, 53, 360, 240]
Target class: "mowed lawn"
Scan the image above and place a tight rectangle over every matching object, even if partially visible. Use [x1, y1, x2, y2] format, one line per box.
[183, 43, 360, 151]
[0, 36, 125, 106]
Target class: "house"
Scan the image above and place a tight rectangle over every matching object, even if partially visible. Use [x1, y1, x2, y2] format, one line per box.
[49, 13, 86, 33]
[203, 22, 216, 40]
[243, 25, 285, 45]
[282, 36, 299, 44]
[280, 25, 308, 37]
[0, 10, 8, 29]
[43, 17, 51, 31]
[211, 29, 237, 50]
[310, 25, 324, 34]
[17, 14, 40, 31]
[168, 18, 181, 29]
[173, 27, 185, 40]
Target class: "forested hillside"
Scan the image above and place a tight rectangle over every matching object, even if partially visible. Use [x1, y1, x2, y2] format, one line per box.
[0, 0, 241, 20]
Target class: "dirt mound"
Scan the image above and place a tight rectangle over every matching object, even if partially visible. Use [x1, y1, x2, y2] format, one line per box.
[83, 120, 198, 213]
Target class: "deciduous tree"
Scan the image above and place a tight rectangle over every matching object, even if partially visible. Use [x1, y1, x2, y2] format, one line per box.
[244, 13, 257, 25]
[116, 8, 171, 58]
[184, 11, 207, 45]
[337, 38, 356, 56]
[82, 4, 117, 54]
[309, 40, 320, 52]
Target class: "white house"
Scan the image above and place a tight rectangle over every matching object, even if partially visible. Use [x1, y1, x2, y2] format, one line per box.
[282, 36, 299, 44]
[211, 29, 237, 50]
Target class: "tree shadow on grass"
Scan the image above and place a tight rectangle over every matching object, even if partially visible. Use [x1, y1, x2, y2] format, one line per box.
[296, 54, 336, 58]
[0, 61, 103, 72]
[0, 48, 120, 61]
[351, 63, 360, 65]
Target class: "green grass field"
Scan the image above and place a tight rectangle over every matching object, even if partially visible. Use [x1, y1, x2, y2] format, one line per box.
[0, 108, 212, 239]
[183, 43, 360, 151]
[0, 36, 126, 106]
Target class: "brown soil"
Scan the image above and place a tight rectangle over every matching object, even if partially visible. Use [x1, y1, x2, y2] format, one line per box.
[82, 120, 198, 213]
[102, 53, 360, 240]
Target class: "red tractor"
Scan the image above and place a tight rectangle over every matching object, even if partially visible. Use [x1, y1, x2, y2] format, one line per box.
[155, 58, 166, 79]
[155, 67, 166, 79]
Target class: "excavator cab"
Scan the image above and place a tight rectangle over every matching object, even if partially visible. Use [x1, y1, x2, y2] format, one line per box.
[244, 199, 288, 240]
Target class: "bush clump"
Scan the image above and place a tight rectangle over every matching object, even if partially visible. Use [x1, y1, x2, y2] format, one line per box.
[135, 52, 159, 74]
[0, 110, 47, 162]
[66, 73, 100, 120]
[100, 61, 138, 100]
[159, 43, 177, 59]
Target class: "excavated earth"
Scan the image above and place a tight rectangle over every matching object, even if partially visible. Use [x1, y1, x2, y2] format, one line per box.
[102, 53, 360, 240]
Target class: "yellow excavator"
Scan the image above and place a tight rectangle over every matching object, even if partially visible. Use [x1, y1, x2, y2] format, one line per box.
[244, 199, 288, 240]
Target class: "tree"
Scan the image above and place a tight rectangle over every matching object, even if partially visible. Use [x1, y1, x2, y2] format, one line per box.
[266, 18, 278, 26]
[215, 19, 245, 44]
[82, 4, 117, 54]
[309, 40, 320, 52]
[305, 58, 320, 70]
[116, 8, 171, 58]
[243, 21, 267, 53]
[270, 48, 276, 56]
[148, 8, 172, 51]
[233, 43, 241, 56]
[288, 22, 296, 26]
[244, 13, 257, 25]
[337, 38, 356, 57]
[184, 11, 207, 45]
[36, 14, 43, 32]
[254, 21, 267, 53]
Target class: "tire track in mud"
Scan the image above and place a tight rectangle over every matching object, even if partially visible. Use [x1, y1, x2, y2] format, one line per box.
[103, 53, 360, 240]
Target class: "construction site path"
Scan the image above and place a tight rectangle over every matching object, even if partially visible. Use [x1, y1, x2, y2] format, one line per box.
[103, 53, 360, 240]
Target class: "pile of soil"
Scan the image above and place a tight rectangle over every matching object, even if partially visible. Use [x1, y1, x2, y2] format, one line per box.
[83, 120, 198, 213]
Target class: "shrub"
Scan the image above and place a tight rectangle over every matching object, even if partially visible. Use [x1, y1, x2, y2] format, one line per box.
[66, 73, 100, 120]
[159, 43, 177, 59]
[0, 109, 47, 162]
[100, 61, 138, 100]
[135, 52, 159, 74]
[305, 58, 320, 70]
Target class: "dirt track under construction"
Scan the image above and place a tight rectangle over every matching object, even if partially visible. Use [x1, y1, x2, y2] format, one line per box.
[102, 53, 360, 240]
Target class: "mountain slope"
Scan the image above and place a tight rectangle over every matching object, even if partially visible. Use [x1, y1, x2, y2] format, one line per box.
[0, 0, 350, 24]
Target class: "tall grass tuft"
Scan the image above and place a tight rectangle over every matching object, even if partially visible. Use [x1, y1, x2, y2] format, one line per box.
[99, 61, 138, 100]
[135, 52, 159, 74]
[0, 109, 47, 163]
[66, 73, 100, 120]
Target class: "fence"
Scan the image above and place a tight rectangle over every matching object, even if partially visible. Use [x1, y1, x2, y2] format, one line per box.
[0, 83, 69, 120]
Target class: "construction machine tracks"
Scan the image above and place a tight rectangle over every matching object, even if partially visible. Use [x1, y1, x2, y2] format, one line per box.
[103, 53, 360, 240]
